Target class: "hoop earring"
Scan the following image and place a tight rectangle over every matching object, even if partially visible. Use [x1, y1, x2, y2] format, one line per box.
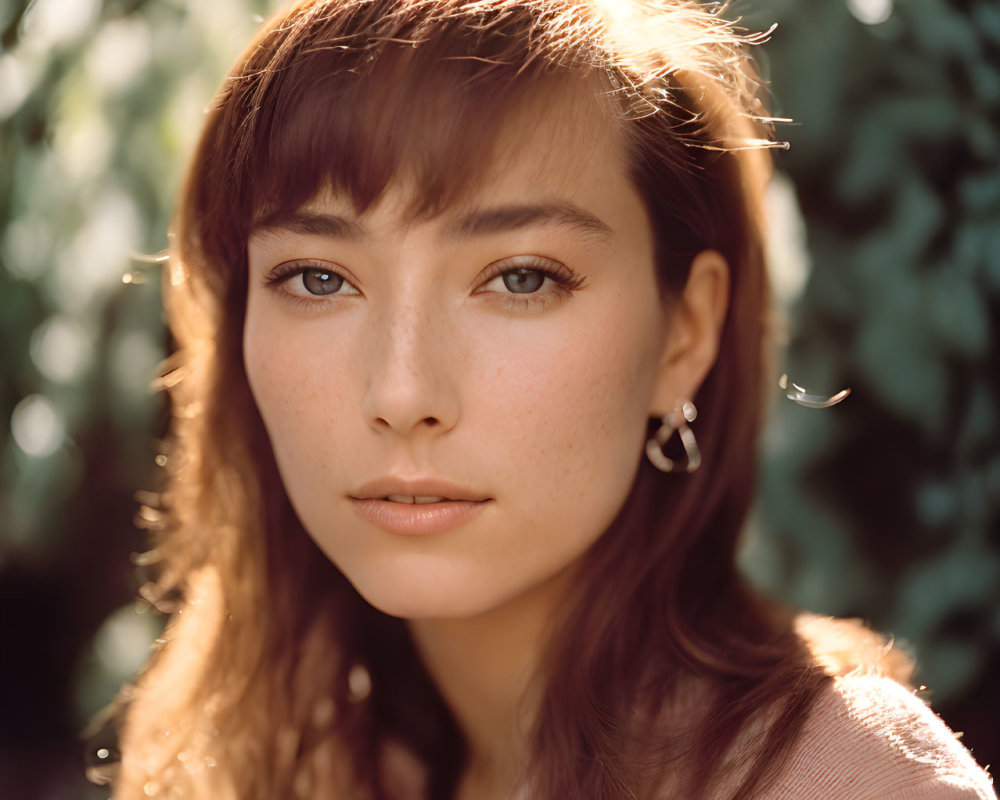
[645, 401, 701, 474]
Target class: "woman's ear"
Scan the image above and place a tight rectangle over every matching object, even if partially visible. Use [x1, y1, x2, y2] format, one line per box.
[649, 249, 730, 416]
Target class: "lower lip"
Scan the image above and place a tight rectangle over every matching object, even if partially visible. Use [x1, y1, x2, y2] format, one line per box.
[350, 498, 489, 535]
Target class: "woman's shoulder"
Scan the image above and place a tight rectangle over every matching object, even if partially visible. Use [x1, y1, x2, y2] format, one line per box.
[760, 672, 996, 800]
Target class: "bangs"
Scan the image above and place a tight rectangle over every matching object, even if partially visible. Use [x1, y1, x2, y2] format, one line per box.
[235, 7, 602, 228]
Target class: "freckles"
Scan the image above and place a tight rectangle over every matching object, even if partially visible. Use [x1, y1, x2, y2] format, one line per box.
[247, 347, 291, 416]
[248, 318, 356, 472]
[466, 308, 650, 487]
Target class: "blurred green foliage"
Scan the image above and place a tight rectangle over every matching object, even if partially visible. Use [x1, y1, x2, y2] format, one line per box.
[742, 0, 1000, 725]
[0, 0, 996, 797]
[0, 1, 277, 796]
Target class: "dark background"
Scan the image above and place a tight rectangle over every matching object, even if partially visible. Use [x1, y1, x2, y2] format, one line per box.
[1, 0, 997, 797]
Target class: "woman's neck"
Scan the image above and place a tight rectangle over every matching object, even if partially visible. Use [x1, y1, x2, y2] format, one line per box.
[406, 569, 574, 798]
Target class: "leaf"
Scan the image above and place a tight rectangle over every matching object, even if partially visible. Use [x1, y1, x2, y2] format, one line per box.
[923, 269, 990, 360]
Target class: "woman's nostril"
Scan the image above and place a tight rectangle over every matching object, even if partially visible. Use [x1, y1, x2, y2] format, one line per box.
[374, 415, 441, 430]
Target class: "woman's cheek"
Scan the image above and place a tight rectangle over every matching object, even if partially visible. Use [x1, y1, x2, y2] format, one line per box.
[244, 310, 352, 477]
[465, 306, 656, 512]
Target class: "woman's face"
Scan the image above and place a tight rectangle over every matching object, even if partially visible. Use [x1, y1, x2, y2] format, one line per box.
[244, 94, 679, 620]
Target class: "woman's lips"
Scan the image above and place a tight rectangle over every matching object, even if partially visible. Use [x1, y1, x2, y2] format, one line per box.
[350, 497, 489, 535]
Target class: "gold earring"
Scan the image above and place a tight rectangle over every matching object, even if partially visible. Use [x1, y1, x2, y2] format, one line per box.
[645, 401, 701, 474]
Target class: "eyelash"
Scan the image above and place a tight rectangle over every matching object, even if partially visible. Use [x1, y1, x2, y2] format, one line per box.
[262, 256, 586, 310]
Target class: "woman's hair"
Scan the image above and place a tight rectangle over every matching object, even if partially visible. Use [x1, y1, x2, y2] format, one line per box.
[111, 1, 839, 798]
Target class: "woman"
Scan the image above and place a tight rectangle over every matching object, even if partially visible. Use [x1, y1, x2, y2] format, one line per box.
[106, 0, 996, 798]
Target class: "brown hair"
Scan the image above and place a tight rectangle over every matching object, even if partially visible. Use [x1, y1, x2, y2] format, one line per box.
[112, 1, 835, 798]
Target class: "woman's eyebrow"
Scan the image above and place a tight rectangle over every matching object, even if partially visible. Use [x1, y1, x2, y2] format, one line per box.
[251, 210, 368, 240]
[441, 202, 614, 242]
[250, 202, 614, 242]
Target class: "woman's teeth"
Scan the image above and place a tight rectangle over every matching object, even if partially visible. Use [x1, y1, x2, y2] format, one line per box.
[385, 495, 447, 504]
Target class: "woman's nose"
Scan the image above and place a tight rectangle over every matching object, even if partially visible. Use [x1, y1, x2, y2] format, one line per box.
[361, 301, 461, 437]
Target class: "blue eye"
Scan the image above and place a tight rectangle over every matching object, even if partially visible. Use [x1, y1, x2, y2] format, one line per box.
[501, 268, 546, 293]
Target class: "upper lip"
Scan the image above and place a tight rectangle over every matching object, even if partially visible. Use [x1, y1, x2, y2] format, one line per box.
[349, 476, 490, 502]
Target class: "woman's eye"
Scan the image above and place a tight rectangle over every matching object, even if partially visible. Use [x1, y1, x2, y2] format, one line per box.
[499, 268, 546, 294]
[477, 258, 585, 307]
[266, 263, 360, 299]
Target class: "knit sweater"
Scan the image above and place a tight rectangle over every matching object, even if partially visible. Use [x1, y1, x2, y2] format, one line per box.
[760, 674, 996, 799]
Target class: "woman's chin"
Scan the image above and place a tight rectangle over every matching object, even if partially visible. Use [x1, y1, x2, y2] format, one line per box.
[342, 561, 529, 622]
[357, 586, 501, 621]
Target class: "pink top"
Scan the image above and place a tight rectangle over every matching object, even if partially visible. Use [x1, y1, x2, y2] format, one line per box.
[384, 673, 996, 799]
[761, 674, 996, 799]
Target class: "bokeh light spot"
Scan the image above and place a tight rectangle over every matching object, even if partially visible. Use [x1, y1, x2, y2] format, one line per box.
[112, 329, 163, 399]
[766, 172, 811, 309]
[53, 113, 113, 184]
[52, 189, 143, 311]
[10, 394, 64, 457]
[21, 0, 102, 51]
[74, 604, 163, 724]
[86, 17, 152, 93]
[3, 217, 52, 281]
[0, 55, 31, 119]
[31, 314, 93, 383]
[847, 0, 893, 26]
